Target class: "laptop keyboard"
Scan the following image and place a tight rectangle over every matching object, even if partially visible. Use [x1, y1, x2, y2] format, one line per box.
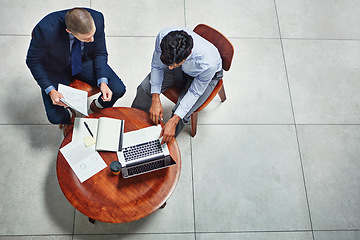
[123, 139, 163, 162]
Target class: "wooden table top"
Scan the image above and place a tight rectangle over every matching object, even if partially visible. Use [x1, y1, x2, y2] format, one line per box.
[56, 107, 181, 223]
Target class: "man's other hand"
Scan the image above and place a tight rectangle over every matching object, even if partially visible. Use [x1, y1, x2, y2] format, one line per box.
[160, 115, 180, 144]
[149, 93, 163, 125]
[100, 83, 113, 102]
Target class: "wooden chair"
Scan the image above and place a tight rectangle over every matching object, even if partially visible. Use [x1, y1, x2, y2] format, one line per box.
[162, 24, 234, 137]
[69, 79, 100, 97]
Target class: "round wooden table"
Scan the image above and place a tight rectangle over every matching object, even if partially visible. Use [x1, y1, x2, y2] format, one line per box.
[57, 107, 181, 223]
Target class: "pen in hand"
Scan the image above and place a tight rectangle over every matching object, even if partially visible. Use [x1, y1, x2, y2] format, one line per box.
[84, 121, 93, 137]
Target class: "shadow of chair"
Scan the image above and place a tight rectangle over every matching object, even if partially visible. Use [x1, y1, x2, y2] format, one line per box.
[162, 24, 234, 137]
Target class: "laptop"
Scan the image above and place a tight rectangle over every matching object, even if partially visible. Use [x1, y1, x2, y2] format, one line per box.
[116, 125, 176, 178]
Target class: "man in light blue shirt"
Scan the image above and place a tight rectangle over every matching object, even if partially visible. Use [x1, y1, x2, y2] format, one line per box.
[132, 27, 222, 143]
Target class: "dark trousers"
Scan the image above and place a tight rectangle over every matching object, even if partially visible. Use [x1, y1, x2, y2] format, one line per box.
[41, 60, 126, 124]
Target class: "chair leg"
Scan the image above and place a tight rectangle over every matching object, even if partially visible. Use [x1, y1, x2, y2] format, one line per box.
[191, 112, 198, 137]
[218, 85, 227, 102]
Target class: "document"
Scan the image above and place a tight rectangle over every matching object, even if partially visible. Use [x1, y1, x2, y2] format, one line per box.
[72, 117, 124, 152]
[58, 84, 88, 116]
[60, 139, 107, 183]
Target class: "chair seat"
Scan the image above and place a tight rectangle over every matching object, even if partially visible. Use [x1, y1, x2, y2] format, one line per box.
[69, 79, 100, 97]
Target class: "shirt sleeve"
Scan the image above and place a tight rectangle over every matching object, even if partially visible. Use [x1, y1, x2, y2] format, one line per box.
[97, 77, 108, 86]
[174, 66, 217, 119]
[45, 85, 56, 94]
[150, 32, 165, 94]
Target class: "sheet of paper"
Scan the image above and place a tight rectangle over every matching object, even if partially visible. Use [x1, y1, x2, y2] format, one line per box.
[58, 84, 88, 116]
[60, 139, 107, 183]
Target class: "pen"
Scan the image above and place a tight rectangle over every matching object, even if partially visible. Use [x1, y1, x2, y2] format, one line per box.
[84, 121, 93, 137]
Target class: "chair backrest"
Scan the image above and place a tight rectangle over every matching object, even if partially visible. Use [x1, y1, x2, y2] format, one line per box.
[193, 24, 234, 71]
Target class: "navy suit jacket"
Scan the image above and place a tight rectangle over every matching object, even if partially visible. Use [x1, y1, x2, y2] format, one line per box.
[26, 8, 108, 91]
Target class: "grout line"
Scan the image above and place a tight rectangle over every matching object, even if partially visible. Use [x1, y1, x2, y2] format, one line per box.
[190, 135, 197, 240]
[72, 208, 76, 240]
[1, 33, 359, 41]
[2, 123, 360, 127]
[273, 1, 315, 240]
[184, 0, 187, 28]
[2, 229, 360, 238]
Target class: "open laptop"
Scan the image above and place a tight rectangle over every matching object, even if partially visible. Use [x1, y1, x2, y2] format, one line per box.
[116, 125, 176, 178]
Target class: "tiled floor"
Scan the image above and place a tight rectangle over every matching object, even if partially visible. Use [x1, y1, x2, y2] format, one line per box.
[0, 0, 359, 239]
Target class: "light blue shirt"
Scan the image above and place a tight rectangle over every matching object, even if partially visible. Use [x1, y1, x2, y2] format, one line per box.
[150, 27, 222, 119]
[45, 34, 108, 94]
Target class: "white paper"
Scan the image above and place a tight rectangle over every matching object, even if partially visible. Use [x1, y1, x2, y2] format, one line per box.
[58, 84, 88, 116]
[60, 139, 107, 183]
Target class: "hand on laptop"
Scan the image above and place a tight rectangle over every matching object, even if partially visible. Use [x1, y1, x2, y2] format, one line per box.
[160, 115, 180, 144]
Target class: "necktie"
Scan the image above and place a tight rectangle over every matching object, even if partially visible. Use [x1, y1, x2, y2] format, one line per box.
[71, 38, 82, 76]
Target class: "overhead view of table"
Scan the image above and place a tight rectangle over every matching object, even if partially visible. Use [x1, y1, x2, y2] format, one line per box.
[57, 107, 181, 223]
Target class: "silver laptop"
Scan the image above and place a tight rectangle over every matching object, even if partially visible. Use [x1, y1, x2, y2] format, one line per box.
[116, 125, 176, 178]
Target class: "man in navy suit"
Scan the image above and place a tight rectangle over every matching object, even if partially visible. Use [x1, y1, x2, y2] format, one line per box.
[26, 8, 126, 125]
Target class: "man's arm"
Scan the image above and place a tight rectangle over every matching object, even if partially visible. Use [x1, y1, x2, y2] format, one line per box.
[26, 24, 54, 91]
[149, 31, 166, 124]
[160, 67, 217, 144]
[92, 12, 108, 80]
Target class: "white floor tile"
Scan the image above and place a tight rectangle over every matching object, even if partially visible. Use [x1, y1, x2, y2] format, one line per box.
[277, 0, 360, 39]
[192, 125, 310, 232]
[0, 0, 90, 35]
[0, 36, 48, 124]
[313, 230, 360, 240]
[186, 0, 279, 38]
[105, 37, 155, 108]
[283, 40, 360, 124]
[91, 0, 185, 36]
[197, 232, 313, 240]
[0, 125, 74, 235]
[297, 125, 360, 230]
[198, 38, 294, 124]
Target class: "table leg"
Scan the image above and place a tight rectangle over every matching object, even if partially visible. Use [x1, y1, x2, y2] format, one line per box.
[160, 202, 167, 209]
[89, 217, 96, 224]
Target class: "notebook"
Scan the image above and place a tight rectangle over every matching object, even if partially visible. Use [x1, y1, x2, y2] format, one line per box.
[116, 125, 176, 178]
[72, 117, 124, 152]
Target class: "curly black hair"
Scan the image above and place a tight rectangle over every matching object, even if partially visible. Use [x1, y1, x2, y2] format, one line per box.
[160, 30, 193, 66]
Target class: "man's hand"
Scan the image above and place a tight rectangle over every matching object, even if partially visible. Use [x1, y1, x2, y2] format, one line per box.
[160, 115, 180, 144]
[149, 94, 163, 125]
[49, 89, 68, 107]
[100, 82, 113, 102]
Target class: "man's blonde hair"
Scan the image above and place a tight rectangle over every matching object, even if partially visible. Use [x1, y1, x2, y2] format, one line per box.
[65, 8, 95, 34]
